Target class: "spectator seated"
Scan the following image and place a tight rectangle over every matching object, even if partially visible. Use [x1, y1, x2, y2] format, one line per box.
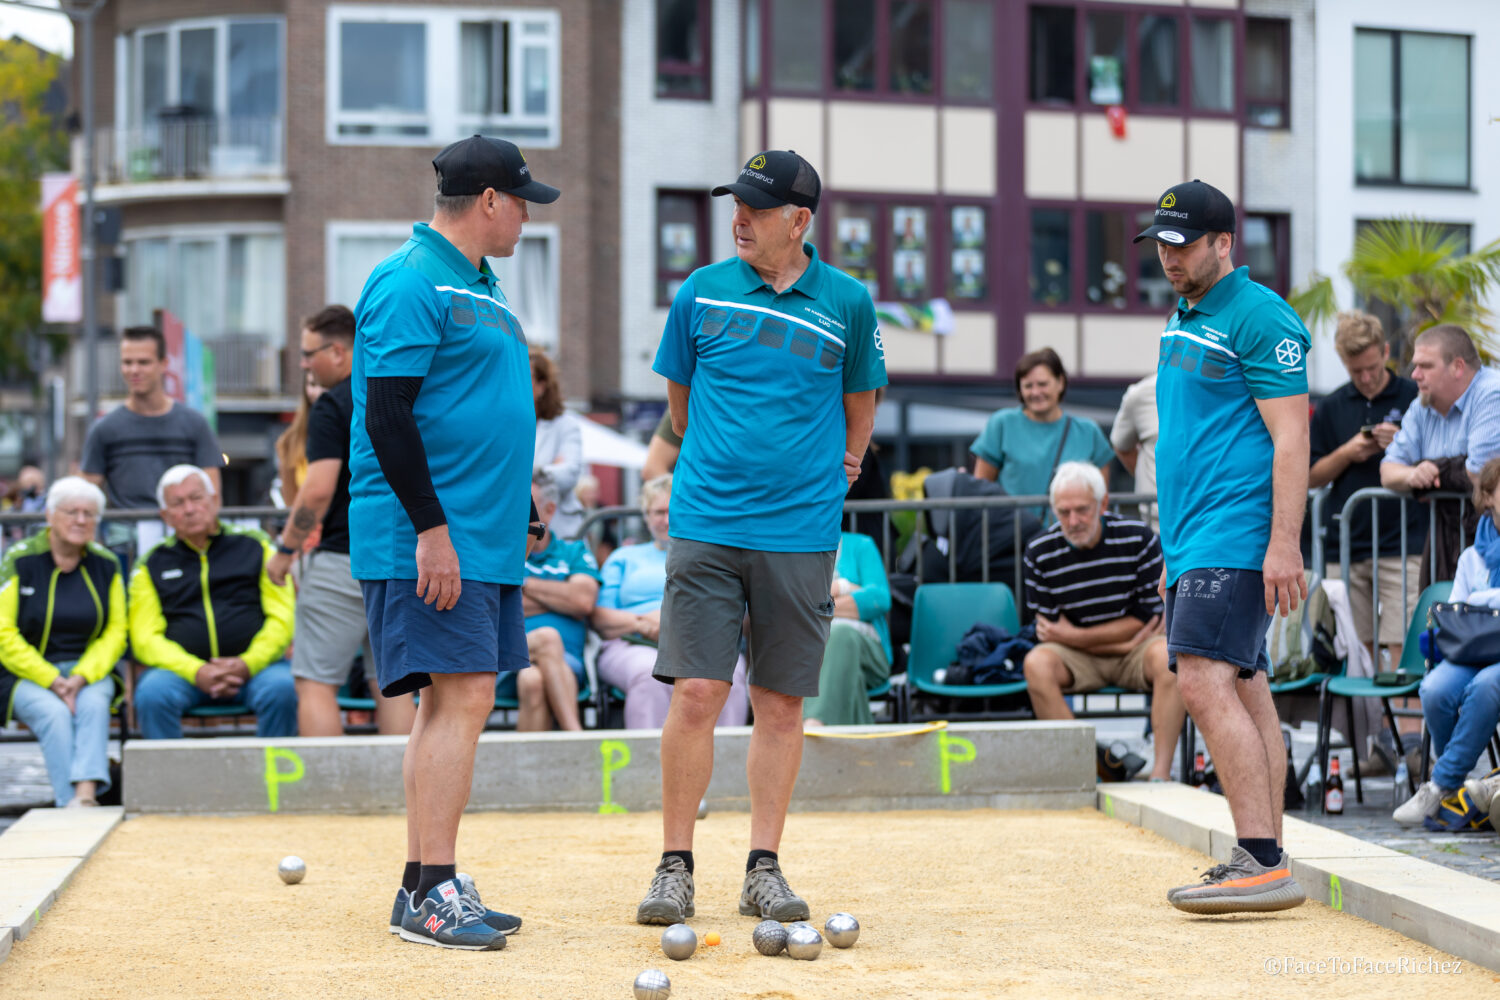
[0, 477, 125, 806]
[130, 466, 297, 739]
[1021, 463, 1184, 781]
[589, 474, 748, 729]
[497, 471, 600, 731]
[803, 531, 892, 728]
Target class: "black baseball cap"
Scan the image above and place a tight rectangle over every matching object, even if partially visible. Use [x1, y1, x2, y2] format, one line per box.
[1133, 179, 1235, 246]
[711, 150, 821, 214]
[432, 134, 560, 204]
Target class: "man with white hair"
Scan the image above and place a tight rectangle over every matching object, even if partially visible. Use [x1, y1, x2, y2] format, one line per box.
[1021, 462, 1183, 781]
[130, 465, 297, 739]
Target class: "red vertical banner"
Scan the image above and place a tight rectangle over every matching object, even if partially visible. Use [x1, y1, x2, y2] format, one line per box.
[41, 173, 81, 323]
[157, 308, 187, 403]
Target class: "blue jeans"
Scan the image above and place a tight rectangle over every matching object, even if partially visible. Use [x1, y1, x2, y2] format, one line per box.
[135, 660, 298, 739]
[11, 659, 113, 807]
[1420, 659, 1500, 789]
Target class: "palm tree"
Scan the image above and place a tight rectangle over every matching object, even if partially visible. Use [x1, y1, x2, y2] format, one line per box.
[1289, 217, 1500, 363]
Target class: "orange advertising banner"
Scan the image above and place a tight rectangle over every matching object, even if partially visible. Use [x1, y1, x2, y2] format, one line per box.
[41, 173, 81, 323]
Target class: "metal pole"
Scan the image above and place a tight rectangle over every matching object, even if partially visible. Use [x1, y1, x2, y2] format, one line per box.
[78, 3, 100, 424]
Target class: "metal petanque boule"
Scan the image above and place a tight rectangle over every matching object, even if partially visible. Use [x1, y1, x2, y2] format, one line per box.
[825, 912, 860, 948]
[786, 924, 823, 960]
[633, 968, 671, 1000]
[660, 922, 697, 960]
[752, 919, 788, 956]
[277, 856, 306, 884]
[696, 798, 708, 819]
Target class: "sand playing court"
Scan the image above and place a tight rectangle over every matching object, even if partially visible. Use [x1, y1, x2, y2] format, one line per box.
[0, 808, 1484, 999]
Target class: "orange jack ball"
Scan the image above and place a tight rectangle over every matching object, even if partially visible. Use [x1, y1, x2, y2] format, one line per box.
[704, 932, 721, 947]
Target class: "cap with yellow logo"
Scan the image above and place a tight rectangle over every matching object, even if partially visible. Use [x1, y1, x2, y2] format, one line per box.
[1133, 179, 1235, 247]
[711, 150, 821, 214]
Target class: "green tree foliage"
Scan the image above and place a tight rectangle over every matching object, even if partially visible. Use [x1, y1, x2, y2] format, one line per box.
[0, 38, 69, 376]
[1289, 218, 1500, 364]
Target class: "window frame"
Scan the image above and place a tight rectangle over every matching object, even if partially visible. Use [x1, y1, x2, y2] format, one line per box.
[818, 192, 995, 307]
[325, 4, 561, 149]
[1244, 16, 1290, 130]
[117, 16, 286, 129]
[118, 220, 287, 340]
[1353, 27, 1472, 190]
[1024, 200, 1175, 316]
[1240, 212, 1290, 300]
[747, 0, 994, 107]
[656, 0, 713, 101]
[1023, 3, 1238, 120]
[654, 189, 711, 308]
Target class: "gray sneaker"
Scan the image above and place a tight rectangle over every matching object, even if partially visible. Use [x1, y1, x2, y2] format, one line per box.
[1462, 774, 1500, 817]
[739, 857, 810, 921]
[637, 856, 695, 925]
[1393, 780, 1450, 826]
[1169, 847, 1305, 915]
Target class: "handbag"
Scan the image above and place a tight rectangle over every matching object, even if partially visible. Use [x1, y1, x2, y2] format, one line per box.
[1429, 602, 1500, 667]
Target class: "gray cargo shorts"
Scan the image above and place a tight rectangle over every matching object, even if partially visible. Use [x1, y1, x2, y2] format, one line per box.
[291, 550, 374, 686]
[653, 538, 836, 698]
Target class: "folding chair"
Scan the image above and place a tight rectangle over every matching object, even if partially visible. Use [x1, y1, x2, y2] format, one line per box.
[904, 582, 1025, 721]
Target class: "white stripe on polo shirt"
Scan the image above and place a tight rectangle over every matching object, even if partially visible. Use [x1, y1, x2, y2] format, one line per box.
[694, 296, 847, 348]
[1161, 328, 1239, 359]
[434, 284, 520, 319]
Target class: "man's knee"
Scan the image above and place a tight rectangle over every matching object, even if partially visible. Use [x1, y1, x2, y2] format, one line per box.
[1023, 647, 1065, 689]
[673, 677, 729, 723]
[516, 666, 545, 705]
[249, 665, 297, 709]
[749, 685, 803, 729]
[432, 671, 500, 714]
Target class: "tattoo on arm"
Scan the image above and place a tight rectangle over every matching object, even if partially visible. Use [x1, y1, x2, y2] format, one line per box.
[282, 505, 319, 549]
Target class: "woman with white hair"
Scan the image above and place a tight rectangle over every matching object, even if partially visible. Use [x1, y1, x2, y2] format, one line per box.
[589, 474, 748, 728]
[0, 477, 126, 807]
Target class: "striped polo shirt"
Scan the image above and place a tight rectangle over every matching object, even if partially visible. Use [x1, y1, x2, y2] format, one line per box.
[652, 242, 887, 552]
[1383, 365, 1500, 477]
[1022, 512, 1165, 625]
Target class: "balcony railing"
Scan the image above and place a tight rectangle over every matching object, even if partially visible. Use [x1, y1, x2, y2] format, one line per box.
[90, 114, 284, 185]
[71, 335, 283, 397]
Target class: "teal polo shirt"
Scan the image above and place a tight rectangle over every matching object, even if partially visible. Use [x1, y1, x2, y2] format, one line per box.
[523, 535, 602, 663]
[1155, 266, 1310, 582]
[348, 223, 535, 584]
[653, 243, 887, 552]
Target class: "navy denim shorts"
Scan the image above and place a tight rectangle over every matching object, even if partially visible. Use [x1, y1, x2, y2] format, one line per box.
[1164, 568, 1272, 679]
[361, 579, 529, 697]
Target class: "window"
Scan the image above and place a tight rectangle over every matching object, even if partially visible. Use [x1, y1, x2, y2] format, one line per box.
[943, 0, 991, 101]
[1084, 211, 1127, 308]
[769, 0, 824, 92]
[1134, 209, 1172, 308]
[657, 0, 711, 99]
[834, 0, 877, 92]
[1245, 18, 1289, 128]
[123, 226, 285, 392]
[1353, 219, 1471, 337]
[1085, 12, 1125, 105]
[487, 229, 559, 348]
[1241, 214, 1290, 299]
[118, 18, 284, 178]
[743, 0, 761, 89]
[656, 191, 709, 306]
[830, 201, 880, 299]
[888, 1, 933, 94]
[1137, 15, 1178, 107]
[328, 6, 560, 147]
[948, 205, 987, 300]
[1190, 18, 1234, 112]
[1028, 5, 1074, 104]
[825, 199, 988, 304]
[891, 205, 930, 300]
[1355, 29, 1470, 187]
[1029, 209, 1070, 306]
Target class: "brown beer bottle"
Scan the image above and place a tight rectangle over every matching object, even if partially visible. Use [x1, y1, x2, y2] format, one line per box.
[1324, 756, 1345, 814]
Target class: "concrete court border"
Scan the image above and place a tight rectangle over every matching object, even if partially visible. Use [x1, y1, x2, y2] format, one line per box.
[123, 721, 1096, 815]
[0, 806, 124, 963]
[1096, 782, 1500, 974]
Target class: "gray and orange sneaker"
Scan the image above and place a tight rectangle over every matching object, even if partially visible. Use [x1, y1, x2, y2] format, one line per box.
[1168, 847, 1305, 915]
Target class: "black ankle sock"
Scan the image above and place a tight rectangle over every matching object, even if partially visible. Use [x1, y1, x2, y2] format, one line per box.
[416, 863, 458, 900]
[662, 850, 694, 874]
[747, 849, 778, 872]
[401, 861, 421, 894]
[1238, 838, 1280, 869]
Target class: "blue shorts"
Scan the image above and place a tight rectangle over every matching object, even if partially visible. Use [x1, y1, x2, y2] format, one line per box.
[1164, 568, 1271, 679]
[361, 579, 529, 698]
[494, 647, 585, 701]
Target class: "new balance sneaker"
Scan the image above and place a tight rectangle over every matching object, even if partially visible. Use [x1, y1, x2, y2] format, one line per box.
[1393, 780, 1450, 826]
[739, 857, 810, 921]
[457, 873, 522, 935]
[389, 887, 408, 934]
[637, 856, 695, 925]
[398, 879, 507, 951]
[1462, 773, 1500, 818]
[1169, 847, 1305, 915]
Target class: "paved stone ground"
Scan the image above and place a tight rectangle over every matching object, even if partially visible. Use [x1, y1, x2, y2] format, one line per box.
[4, 717, 1496, 881]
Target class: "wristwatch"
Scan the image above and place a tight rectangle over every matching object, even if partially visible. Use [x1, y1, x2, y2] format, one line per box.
[275, 541, 297, 556]
[527, 522, 546, 539]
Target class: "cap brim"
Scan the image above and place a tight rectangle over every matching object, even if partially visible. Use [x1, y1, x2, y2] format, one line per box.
[1133, 225, 1207, 246]
[508, 179, 561, 205]
[710, 182, 784, 209]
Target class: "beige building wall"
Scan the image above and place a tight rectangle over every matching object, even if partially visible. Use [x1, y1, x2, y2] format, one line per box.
[1187, 120, 1239, 199]
[881, 325, 938, 375]
[1025, 314, 1080, 371]
[942, 313, 995, 375]
[740, 99, 761, 165]
[1024, 112, 1078, 200]
[828, 103, 938, 192]
[1080, 316, 1165, 378]
[1080, 115, 1184, 202]
[940, 108, 995, 196]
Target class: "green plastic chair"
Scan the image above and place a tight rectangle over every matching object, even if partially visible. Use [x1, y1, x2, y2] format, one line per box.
[1318, 580, 1452, 809]
[904, 582, 1023, 721]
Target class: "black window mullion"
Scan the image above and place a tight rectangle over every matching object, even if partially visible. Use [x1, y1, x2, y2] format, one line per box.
[1391, 31, 1402, 185]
